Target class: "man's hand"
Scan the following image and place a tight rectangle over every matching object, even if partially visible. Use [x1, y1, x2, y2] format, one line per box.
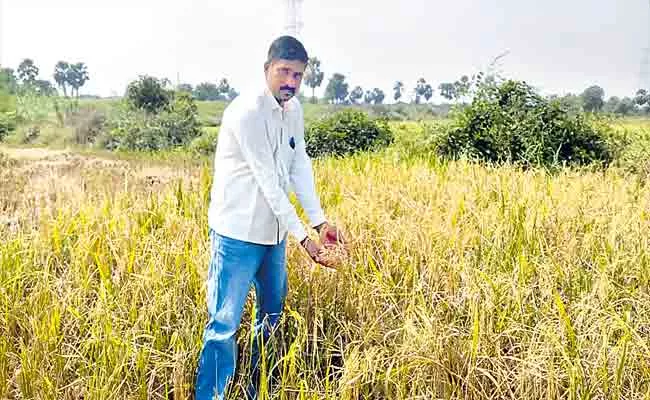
[301, 237, 339, 269]
[316, 222, 346, 249]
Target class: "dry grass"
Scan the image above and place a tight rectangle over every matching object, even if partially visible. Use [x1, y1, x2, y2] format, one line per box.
[1, 147, 650, 399]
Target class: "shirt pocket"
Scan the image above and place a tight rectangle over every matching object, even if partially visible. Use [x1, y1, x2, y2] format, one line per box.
[281, 127, 296, 167]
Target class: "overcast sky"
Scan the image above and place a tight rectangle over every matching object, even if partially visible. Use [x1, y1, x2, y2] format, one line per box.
[2, 0, 648, 100]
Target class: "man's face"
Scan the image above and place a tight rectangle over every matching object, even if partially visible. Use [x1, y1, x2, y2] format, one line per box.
[265, 59, 306, 104]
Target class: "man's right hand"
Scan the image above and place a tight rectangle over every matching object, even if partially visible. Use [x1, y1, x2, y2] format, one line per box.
[301, 237, 339, 270]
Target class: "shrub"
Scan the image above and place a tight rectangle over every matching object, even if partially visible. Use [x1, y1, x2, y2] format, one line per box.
[64, 106, 107, 145]
[306, 109, 393, 158]
[105, 91, 201, 151]
[189, 127, 220, 157]
[0, 112, 16, 141]
[439, 80, 613, 168]
[125, 76, 171, 113]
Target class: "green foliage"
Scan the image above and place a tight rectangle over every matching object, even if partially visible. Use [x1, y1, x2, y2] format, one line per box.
[349, 86, 363, 104]
[106, 91, 201, 151]
[0, 69, 18, 94]
[188, 126, 220, 157]
[15, 92, 52, 125]
[393, 81, 404, 102]
[66, 62, 90, 98]
[17, 59, 39, 84]
[304, 57, 325, 102]
[126, 76, 171, 113]
[65, 106, 107, 145]
[439, 82, 456, 101]
[364, 88, 385, 105]
[414, 78, 433, 104]
[193, 79, 238, 101]
[306, 109, 393, 158]
[439, 80, 613, 168]
[0, 88, 15, 113]
[324, 73, 349, 104]
[0, 112, 17, 141]
[603, 96, 636, 116]
[580, 85, 605, 113]
[582, 85, 605, 113]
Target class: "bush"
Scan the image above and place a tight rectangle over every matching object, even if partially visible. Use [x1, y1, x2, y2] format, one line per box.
[438, 80, 613, 168]
[188, 127, 220, 157]
[105, 91, 201, 151]
[64, 106, 107, 145]
[0, 111, 16, 141]
[126, 76, 171, 113]
[305, 109, 393, 158]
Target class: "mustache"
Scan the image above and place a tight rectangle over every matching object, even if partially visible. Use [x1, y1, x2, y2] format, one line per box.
[279, 86, 296, 95]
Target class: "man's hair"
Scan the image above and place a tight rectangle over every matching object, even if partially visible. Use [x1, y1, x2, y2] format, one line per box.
[265, 36, 308, 68]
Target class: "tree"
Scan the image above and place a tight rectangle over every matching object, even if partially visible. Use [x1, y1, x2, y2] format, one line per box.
[304, 57, 324, 103]
[0, 68, 17, 94]
[54, 61, 70, 97]
[453, 75, 470, 102]
[349, 86, 363, 104]
[635, 89, 649, 108]
[363, 88, 386, 105]
[439, 82, 456, 101]
[192, 79, 237, 101]
[126, 75, 171, 113]
[217, 78, 238, 101]
[615, 97, 635, 115]
[414, 78, 431, 104]
[17, 59, 39, 85]
[34, 79, 56, 96]
[604, 96, 620, 114]
[324, 73, 349, 104]
[423, 83, 433, 102]
[227, 87, 239, 101]
[177, 83, 193, 93]
[393, 81, 404, 102]
[194, 82, 220, 101]
[364, 90, 373, 104]
[67, 62, 90, 98]
[581, 85, 605, 112]
[372, 88, 385, 105]
[558, 93, 583, 115]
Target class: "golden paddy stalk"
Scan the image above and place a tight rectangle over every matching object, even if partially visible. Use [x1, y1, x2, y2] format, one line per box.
[1, 147, 649, 399]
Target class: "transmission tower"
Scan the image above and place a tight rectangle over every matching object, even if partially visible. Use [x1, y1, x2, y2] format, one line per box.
[640, 0, 650, 90]
[283, 0, 304, 38]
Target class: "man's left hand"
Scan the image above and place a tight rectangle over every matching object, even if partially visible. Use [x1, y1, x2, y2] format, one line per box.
[317, 222, 346, 249]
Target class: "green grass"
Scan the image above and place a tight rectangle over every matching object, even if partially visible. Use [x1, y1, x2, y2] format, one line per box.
[1, 145, 650, 399]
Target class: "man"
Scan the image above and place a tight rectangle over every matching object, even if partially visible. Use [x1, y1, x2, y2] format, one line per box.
[195, 36, 346, 400]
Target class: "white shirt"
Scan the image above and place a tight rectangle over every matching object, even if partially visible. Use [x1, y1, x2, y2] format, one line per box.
[208, 87, 326, 245]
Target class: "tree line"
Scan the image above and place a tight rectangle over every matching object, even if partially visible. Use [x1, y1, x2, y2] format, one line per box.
[304, 56, 649, 115]
[2, 56, 650, 116]
[1, 58, 89, 98]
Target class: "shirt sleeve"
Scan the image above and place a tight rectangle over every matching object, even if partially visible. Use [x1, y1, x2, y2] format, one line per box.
[289, 109, 327, 229]
[230, 108, 308, 242]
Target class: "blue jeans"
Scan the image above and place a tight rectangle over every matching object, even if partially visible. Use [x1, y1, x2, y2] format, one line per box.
[195, 229, 288, 400]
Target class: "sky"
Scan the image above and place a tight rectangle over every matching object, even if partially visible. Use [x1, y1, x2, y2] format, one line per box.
[1, 0, 648, 101]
